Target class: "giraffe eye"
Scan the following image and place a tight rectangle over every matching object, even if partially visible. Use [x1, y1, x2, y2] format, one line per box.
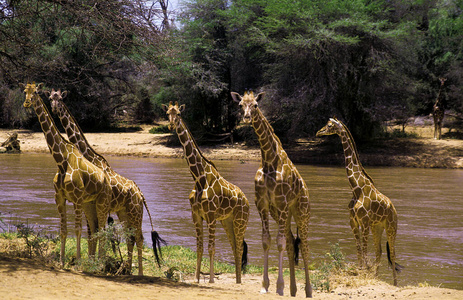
[253, 104, 257, 108]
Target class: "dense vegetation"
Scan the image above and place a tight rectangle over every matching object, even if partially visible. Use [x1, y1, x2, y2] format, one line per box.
[1, 0, 462, 141]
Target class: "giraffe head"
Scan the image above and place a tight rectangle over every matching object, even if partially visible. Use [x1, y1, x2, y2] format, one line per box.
[162, 101, 185, 130]
[20, 82, 43, 108]
[231, 91, 265, 123]
[316, 117, 343, 137]
[46, 89, 68, 115]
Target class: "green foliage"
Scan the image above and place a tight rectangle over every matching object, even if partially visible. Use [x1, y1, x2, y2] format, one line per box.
[149, 125, 171, 134]
[14, 222, 57, 259]
[311, 242, 347, 292]
[0, 0, 167, 130]
[1, 0, 462, 141]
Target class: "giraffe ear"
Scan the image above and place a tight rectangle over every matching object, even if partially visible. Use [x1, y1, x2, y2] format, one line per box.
[179, 104, 185, 112]
[19, 83, 25, 89]
[161, 104, 168, 112]
[61, 91, 68, 99]
[43, 90, 50, 98]
[231, 92, 241, 103]
[37, 83, 44, 90]
[256, 92, 265, 102]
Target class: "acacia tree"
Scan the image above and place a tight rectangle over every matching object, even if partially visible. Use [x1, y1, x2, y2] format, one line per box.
[0, 0, 169, 129]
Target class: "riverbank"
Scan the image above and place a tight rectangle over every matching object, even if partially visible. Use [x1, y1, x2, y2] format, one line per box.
[0, 237, 462, 300]
[1, 121, 463, 168]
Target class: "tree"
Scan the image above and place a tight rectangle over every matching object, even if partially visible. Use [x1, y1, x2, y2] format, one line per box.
[0, 0, 169, 129]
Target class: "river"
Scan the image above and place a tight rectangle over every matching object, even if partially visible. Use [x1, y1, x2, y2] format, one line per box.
[0, 153, 461, 289]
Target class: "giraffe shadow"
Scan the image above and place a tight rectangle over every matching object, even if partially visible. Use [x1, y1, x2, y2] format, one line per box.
[0, 254, 217, 291]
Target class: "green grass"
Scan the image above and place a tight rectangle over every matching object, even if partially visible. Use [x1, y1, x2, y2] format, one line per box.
[1, 223, 370, 290]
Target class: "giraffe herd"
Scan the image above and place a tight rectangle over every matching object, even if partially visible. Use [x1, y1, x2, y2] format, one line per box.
[20, 83, 403, 297]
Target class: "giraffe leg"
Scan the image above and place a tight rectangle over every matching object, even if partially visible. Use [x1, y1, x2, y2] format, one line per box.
[285, 217, 297, 297]
[232, 202, 249, 284]
[95, 198, 110, 262]
[372, 224, 384, 276]
[72, 203, 82, 261]
[191, 208, 204, 283]
[55, 192, 67, 268]
[125, 205, 145, 276]
[360, 224, 370, 270]
[82, 201, 98, 257]
[438, 121, 442, 140]
[297, 218, 312, 298]
[295, 195, 312, 298]
[275, 207, 288, 296]
[117, 209, 137, 275]
[386, 223, 399, 286]
[135, 226, 144, 276]
[222, 216, 244, 284]
[349, 217, 363, 268]
[206, 215, 217, 284]
[134, 220, 144, 276]
[258, 206, 271, 294]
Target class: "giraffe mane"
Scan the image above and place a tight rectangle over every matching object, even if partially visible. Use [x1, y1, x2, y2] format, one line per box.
[257, 108, 284, 148]
[33, 90, 73, 146]
[178, 114, 217, 170]
[337, 119, 375, 185]
[59, 98, 110, 167]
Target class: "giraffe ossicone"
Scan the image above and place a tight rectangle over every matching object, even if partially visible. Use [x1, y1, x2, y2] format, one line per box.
[163, 101, 249, 284]
[232, 91, 312, 297]
[316, 117, 402, 286]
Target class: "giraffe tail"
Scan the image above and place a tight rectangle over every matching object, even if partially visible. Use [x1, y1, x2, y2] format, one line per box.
[151, 230, 167, 268]
[294, 228, 301, 265]
[241, 240, 248, 272]
[386, 241, 404, 273]
[141, 194, 167, 267]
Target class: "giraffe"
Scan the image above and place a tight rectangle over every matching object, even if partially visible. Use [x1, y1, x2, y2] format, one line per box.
[231, 91, 312, 297]
[20, 82, 112, 266]
[47, 88, 165, 275]
[316, 117, 402, 286]
[432, 77, 446, 140]
[162, 101, 249, 284]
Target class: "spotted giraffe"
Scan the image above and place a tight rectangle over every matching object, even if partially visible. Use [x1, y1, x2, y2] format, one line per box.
[20, 82, 112, 266]
[47, 88, 165, 275]
[162, 101, 249, 284]
[316, 117, 402, 286]
[232, 91, 312, 297]
[432, 78, 446, 140]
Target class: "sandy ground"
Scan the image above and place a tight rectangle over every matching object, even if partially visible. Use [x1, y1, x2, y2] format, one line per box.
[1, 254, 462, 300]
[2, 121, 463, 167]
[0, 125, 261, 161]
[1, 124, 463, 298]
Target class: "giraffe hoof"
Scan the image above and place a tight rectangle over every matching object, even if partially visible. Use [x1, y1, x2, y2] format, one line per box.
[260, 288, 268, 294]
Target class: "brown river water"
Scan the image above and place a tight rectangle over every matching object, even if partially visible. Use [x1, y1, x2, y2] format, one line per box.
[0, 153, 462, 289]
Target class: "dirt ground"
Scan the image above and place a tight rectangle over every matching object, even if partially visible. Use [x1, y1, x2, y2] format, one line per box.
[1, 254, 462, 300]
[2, 119, 463, 168]
[1, 122, 463, 299]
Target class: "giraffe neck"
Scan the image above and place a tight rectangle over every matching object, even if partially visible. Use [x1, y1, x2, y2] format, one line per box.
[338, 125, 374, 198]
[435, 83, 444, 106]
[251, 109, 283, 165]
[55, 101, 109, 169]
[174, 116, 215, 180]
[31, 94, 69, 171]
